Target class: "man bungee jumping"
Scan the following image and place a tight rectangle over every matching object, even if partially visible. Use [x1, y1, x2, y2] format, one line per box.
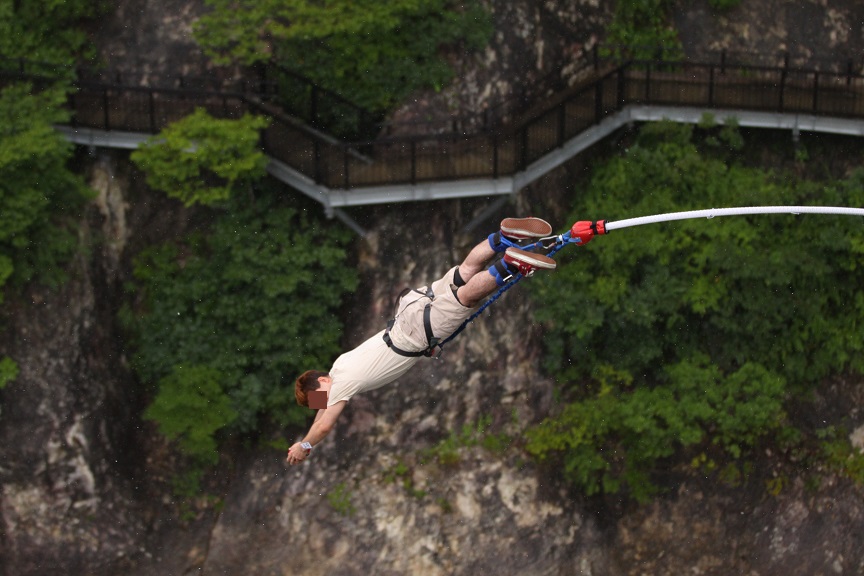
[287, 216, 597, 465]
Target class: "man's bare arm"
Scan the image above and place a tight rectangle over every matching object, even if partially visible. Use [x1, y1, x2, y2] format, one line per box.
[286, 401, 346, 465]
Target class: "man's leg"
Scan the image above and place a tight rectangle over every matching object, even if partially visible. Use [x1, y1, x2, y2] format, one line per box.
[456, 240, 497, 285]
[455, 263, 499, 307]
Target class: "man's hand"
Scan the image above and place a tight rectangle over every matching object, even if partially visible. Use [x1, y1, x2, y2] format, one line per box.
[286, 442, 311, 466]
[284, 400, 346, 467]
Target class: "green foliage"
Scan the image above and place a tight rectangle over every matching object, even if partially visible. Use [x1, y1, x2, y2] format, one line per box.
[0, 0, 102, 64]
[528, 359, 785, 501]
[326, 482, 356, 517]
[604, 0, 683, 60]
[0, 356, 17, 389]
[419, 415, 509, 467]
[130, 108, 270, 207]
[817, 426, 864, 485]
[708, 0, 742, 11]
[526, 121, 864, 499]
[382, 459, 427, 499]
[0, 82, 91, 294]
[194, 0, 492, 113]
[0, 0, 101, 299]
[144, 365, 237, 465]
[126, 192, 357, 440]
[699, 115, 745, 153]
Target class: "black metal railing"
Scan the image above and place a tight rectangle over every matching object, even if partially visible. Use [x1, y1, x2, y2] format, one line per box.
[4, 53, 864, 192]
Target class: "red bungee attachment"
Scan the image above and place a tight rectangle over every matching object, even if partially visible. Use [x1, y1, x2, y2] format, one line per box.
[569, 220, 608, 245]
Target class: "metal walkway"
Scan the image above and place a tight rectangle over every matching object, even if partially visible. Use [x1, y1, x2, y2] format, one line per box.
[57, 103, 864, 235]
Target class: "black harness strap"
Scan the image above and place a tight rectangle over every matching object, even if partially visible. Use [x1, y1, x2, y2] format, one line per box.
[493, 259, 514, 282]
[423, 302, 439, 352]
[383, 287, 439, 357]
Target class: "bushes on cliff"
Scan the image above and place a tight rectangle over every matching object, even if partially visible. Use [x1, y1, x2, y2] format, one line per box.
[193, 0, 492, 114]
[130, 108, 270, 207]
[0, 82, 91, 298]
[0, 0, 107, 298]
[125, 192, 357, 464]
[0, 0, 101, 63]
[526, 121, 864, 500]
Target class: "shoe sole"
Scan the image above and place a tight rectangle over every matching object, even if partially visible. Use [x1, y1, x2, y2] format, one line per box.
[504, 247, 557, 269]
[500, 217, 552, 239]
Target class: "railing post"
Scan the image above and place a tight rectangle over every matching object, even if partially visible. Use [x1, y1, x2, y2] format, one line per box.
[492, 133, 499, 179]
[557, 103, 566, 147]
[778, 52, 789, 112]
[812, 70, 819, 113]
[149, 91, 156, 132]
[595, 80, 603, 123]
[68, 91, 77, 127]
[313, 139, 322, 183]
[593, 44, 599, 71]
[343, 144, 350, 189]
[103, 87, 110, 130]
[617, 64, 627, 108]
[519, 127, 529, 171]
[258, 127, 268, 163]
[310, 85, 319, 127]
[645, 62, 651, 102]
[410, 141, 417, 185]
[708, 65, 715, 106]
[720, 49, 726, 74]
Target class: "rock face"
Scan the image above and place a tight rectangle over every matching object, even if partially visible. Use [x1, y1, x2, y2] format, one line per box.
[3, 1, 864, 575]
[0, 154, 146, 574]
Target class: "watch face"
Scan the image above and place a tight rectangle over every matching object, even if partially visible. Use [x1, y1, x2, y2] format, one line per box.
[308, 390, 329, 410]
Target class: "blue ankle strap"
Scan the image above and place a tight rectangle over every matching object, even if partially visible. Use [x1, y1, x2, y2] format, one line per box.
[488, 232, 520, 253]
[488, 258, 516, 286]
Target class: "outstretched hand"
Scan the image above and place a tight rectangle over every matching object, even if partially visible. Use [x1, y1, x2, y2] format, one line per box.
[286, 442, 311, 466]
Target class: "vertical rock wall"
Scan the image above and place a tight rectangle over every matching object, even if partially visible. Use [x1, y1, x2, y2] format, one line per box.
[0, 153, 145, 574]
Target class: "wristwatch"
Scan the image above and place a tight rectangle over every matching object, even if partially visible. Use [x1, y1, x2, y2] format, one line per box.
[300, 442, 312, 453]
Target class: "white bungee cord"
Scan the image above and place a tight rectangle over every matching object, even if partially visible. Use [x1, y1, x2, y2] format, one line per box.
[603, 206, 864, 232]
[439, 205, 864, 354]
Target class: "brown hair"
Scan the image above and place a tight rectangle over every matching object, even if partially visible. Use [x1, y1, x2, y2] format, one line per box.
[295, 370, 329, 407]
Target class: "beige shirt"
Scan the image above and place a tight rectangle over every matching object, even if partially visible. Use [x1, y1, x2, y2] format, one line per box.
[326, 329, 420, 406]
[326, 266, 477, 407]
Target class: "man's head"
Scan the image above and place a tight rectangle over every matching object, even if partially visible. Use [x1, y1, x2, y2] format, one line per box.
[295, 370, 330, 408]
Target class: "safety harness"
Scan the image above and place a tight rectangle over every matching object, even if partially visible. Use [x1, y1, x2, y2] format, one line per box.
[382, 287, 440, 358]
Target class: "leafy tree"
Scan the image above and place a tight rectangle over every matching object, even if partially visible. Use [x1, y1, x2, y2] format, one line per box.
[125, 191, 357, 451]
[526, 121, 864, 499]
[194, 0, 492, 113]
[144, 365, 237, 465]
[0, 0, 101, 65]
[604, 0, 682, 60]
[130, 108, 271, 207]
[0, 82, 91, 296]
